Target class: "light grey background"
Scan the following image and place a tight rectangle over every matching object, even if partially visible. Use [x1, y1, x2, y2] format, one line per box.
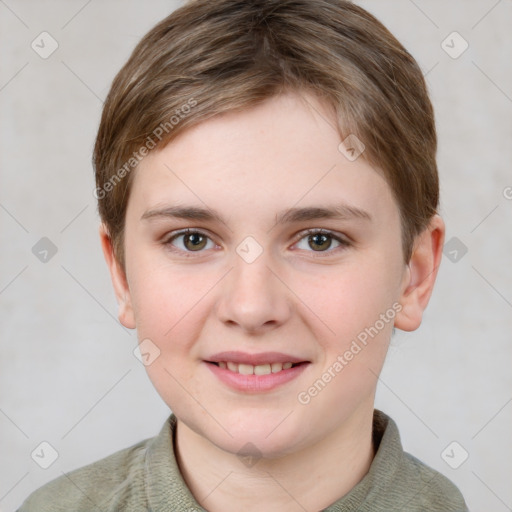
[1, 1, 511, 511]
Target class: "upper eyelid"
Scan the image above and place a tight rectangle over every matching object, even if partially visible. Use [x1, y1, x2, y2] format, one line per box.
[164, 227, 216, 242]
[295, 227, 346, 239]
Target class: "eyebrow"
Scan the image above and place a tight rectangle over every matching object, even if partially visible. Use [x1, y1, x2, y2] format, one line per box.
[140, 204, 371, 224]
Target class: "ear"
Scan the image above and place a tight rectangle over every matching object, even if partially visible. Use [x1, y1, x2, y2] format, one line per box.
[394, 215, 445, 332]
[99, 224, 136, 329]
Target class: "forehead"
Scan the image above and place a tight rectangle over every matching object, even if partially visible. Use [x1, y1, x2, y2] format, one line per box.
[129, 91, 397, 223]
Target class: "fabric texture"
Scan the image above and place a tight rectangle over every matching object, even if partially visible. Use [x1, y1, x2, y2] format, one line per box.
[18, 410, 468, 511]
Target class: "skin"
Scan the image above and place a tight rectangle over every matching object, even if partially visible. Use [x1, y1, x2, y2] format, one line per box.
[101, 91, 444, 511]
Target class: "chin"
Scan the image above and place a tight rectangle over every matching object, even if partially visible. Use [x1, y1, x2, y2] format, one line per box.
[207, 409, 308, 459]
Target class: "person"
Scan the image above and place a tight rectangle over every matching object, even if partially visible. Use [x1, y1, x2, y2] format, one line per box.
[18, 0, 468, 510]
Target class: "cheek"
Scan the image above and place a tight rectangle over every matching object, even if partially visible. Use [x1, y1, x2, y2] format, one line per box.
[128, 260, 213, 409]
[292, 256, 400, 347]
[291, 266, 396, 423]
[127, 256, 206, 348]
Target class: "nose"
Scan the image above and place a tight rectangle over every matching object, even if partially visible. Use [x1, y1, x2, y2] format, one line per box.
[215, 250, 292, 334]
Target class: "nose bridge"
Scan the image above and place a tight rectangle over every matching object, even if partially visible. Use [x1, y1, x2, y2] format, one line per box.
[233, 252, 273, 295]
[216, 243, 291, 332]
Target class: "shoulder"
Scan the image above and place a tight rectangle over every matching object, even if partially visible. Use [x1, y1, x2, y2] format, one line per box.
[17, 436, 152, 512]
[370, 410, 468, 511]
[398, 451, 468, 511]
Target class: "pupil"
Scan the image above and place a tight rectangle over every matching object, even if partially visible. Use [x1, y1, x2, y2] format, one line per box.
[309, 233, 331, 251]
[186, 233, 205, 250]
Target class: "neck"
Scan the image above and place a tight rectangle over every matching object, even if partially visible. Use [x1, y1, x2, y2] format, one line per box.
[175, 404, 375, 511]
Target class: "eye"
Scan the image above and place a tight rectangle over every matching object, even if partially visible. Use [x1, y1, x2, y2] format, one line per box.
[293, 229, 350, 254]
[165, 229, 216, 253]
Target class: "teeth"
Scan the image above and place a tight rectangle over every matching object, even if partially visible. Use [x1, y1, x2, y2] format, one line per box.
[254, 364, 271, 375]
[271, 362, 283, 373]
[216, 362, 297, 374]
[238, 364, 253, 375]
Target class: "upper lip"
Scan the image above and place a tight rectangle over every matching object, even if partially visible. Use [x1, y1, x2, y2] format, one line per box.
[206, 351, 309, 366]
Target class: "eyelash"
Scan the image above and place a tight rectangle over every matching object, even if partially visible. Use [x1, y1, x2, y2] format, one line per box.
[294, 228, 351, 256]
[163, 228, 351, 258]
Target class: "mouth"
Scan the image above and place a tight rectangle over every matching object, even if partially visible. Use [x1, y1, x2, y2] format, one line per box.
[204, 351, 310, 392]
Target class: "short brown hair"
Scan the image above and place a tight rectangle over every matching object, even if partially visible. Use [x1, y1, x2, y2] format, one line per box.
[94, 0, 438, 269]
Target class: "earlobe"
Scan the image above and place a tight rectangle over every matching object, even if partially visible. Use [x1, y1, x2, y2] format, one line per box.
[99, 224, 136, 329]
[394, 215, 445, 332]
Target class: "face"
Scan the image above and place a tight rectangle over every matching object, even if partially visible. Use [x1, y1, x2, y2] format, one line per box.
[105, 91, 430, 458]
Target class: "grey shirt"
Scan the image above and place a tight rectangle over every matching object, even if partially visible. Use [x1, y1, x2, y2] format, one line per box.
[18, 409, 468, 511]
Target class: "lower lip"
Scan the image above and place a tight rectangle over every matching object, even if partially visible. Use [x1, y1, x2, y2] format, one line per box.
[205, 362, 309, 392]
